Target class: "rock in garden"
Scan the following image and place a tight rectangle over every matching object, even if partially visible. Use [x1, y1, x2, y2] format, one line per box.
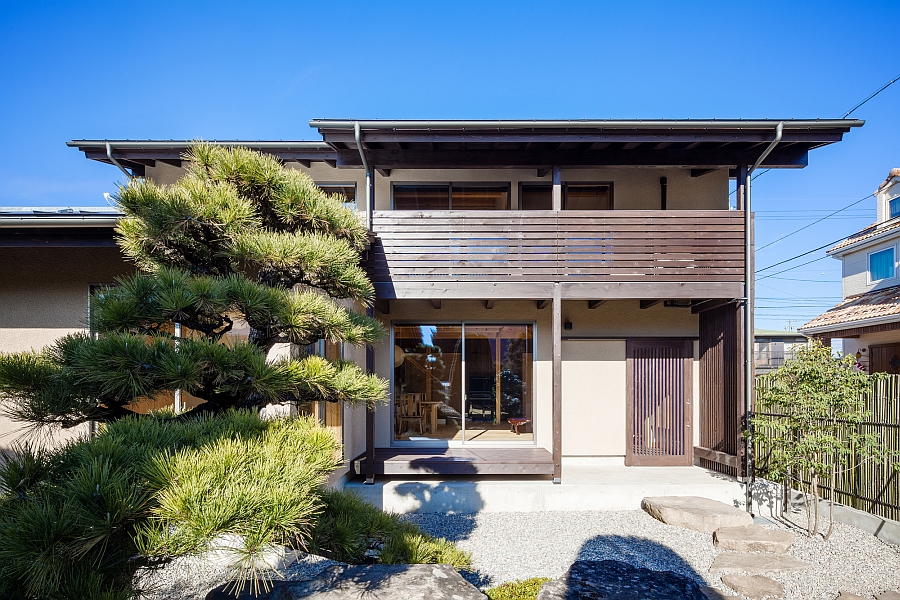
[265, 564, 486, 600]
[700, 587, 740, 599]
[641, 496, 753, 532]
[836, 592, 869, 600]
[713, 524, 795, 553]
[709, 552, 809, 575]
[536, 560, 707, 600]
[721, 574, 785, 599]
[877, 592, 900, 600]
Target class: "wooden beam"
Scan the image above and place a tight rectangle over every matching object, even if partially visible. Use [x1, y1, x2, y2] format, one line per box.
[430, 299, 442, 309]
[324, 160, 337, 168]
[374, 299, 390, 314]
[536, 168, 550, 177]
[374, 282, 745, 301]
[536, 299, 551, 310]
[552, 283, 562, 483]
[376, 168, 391, 177]
[691, 168, 716, 178]
[691, 298, 731, 314]
[694, 446, 742, 469]
[640, 299, 664, 309]
[552, 167, 562, 211]
[296, 160, 311, 168]
[587, 300, 605, 309]
[484, 300, 494, 309]
[158, 159, 182, 167]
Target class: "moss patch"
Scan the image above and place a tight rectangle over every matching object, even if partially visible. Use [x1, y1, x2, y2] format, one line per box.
[484, 577, 551, 600]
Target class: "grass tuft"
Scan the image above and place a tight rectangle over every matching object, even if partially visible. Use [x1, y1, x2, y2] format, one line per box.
[484, 577, 551, 600]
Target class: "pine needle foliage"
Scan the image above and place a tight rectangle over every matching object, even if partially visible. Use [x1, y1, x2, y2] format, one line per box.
[0, 410, 340, 599]
[0, 143, 386, 428]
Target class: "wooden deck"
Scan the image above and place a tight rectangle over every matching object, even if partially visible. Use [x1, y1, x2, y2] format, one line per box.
[351, 447, 554, 477]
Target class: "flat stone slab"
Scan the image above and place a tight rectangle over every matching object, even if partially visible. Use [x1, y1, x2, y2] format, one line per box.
[700, 587, 740, 599]
[836, 593, 869, 600]
[537, 560, 707, 600]
[709, 552, 809, 575]
[721, 574, 785, 599]
[877, 592, 900, 600]
[713, 524, 795, 553]
[642, 496, 753, 532]
[265, 564, 486, 600]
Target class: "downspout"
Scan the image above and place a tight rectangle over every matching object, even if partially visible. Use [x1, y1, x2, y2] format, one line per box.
[744, 121, 783, 514]
[105, 141, 133, 181]
[354, 122, 373, 230]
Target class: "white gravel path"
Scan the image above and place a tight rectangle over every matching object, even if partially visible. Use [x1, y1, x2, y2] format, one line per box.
[403, 510, 900, 600]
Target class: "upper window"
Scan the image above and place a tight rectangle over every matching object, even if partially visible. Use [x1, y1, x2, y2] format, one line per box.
[869, 247, 895, 282]
[317, 184, 356, 211]
[520, 183, 613, 210]
[392, 184, 509, 210]
[889, 196, 900, 220]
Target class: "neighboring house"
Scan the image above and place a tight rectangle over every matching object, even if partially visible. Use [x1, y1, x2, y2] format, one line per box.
[1, 119, 859, 481]
[800, 169, 900, 374]
[754, 329, 807, 374]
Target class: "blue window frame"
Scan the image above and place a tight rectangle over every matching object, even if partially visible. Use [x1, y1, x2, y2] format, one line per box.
[869, 247, 895, 281]
[889, 196, 900, 220]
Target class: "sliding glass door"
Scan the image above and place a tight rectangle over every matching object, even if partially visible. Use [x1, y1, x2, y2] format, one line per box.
[392, 323, 533, 445]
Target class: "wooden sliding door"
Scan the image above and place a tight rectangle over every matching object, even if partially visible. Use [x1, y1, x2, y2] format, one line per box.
[626, 339, 693, 466]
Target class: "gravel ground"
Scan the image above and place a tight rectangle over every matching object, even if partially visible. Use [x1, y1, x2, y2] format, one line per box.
[135, 550, 342, 600]
[403, 510, 900, 600]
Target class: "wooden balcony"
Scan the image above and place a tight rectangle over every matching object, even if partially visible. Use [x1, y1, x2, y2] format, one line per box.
[366, 210, 746, 300]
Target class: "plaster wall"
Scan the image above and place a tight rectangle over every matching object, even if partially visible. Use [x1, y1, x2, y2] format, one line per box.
[0, 247, 133, 452]
[841, 328, 900, 369]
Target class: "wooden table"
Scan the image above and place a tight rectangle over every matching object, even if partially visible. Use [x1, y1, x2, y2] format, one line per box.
[508, 418, 532, 435]
[419, 401, 443, 434]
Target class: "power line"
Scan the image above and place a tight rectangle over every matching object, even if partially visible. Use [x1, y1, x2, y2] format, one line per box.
[842, 72, 900, 118]
[755, 235, 846, 273]
[756, 193, 874, 251]
[757, 255, 830, 280]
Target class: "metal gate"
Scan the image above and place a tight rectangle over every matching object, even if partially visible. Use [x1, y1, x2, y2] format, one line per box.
[626, 339, 693, 466]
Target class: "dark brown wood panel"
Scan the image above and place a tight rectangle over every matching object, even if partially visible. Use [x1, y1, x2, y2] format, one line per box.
[350, 447, 554, 476]
[625, 339, 693, 466]
[698, 303, 743, 476]
[869, 344, 900, 375]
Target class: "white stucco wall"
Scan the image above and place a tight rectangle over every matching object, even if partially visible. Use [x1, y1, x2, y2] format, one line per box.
[841, 238, 900, 297]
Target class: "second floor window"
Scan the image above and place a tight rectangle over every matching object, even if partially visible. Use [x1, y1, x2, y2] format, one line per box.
[889, 196, 900, 220]
[521, 183, 613, 210]
[393, 184, 510, 210]
[869, 247, 895, 281]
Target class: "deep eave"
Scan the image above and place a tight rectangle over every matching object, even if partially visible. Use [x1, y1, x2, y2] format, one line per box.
[310, 118, 863, 169]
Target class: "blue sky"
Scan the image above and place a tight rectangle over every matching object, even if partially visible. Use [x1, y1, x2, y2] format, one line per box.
[1, 0, 897, 331]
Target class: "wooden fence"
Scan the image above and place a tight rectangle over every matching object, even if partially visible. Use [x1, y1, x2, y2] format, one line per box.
[755, 374, 900, 522]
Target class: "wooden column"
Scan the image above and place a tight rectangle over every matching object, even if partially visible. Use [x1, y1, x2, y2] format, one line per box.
[365, 305, 376, 484]
[552, 282, 562, 483]
[552, 166, 562, 211]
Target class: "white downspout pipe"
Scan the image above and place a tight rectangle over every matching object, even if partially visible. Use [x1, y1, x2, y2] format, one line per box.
[744, 121, 783, 514]
[105, 141, 133, 181]
[354, 122, 373, 230]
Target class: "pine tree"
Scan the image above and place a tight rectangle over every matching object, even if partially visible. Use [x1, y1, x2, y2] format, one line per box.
[0, 143, 387, 428]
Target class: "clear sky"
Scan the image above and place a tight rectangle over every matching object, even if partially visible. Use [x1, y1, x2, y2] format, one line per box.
[1, 0, 897, 332]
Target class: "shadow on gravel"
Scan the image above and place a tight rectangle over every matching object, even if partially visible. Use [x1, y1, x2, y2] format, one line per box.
[575, 534, 705, 586]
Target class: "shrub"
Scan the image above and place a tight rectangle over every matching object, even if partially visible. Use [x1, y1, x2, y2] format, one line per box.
[308, 489, 471, 569]
[0, 410, 340, 599]
[485, 577, 551, 600]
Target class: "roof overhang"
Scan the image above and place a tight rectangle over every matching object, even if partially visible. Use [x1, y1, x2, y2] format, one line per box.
[67, 140, 337, 177]
[309, 119, 863, 169]
[0, 208, 123, 247]
[799, 312, 900, 337]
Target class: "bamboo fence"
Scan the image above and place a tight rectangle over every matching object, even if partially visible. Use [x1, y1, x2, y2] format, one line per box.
[755, 374, 900, 522]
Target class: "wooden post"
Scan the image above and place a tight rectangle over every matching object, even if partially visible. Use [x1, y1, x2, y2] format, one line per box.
[552, 283, 562, 483]
[495, 332, 502, 426]
[552, 166, 562, 211]
[365, 305, 376, 484]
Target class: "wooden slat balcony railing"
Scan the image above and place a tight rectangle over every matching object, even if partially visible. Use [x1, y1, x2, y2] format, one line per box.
[366, 210, 745, 285]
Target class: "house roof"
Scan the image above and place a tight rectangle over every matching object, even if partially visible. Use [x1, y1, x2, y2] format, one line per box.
[799, 283, 900, 334]
[828, 218, 900, 254]
[755, 329, 806, 339]
[0, 207, 122, 247]
[70, 119, 862, 173]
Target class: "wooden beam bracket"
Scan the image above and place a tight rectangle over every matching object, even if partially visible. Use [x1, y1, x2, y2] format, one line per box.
[587, 300, 605, 309]
[640, 299, 664, 310]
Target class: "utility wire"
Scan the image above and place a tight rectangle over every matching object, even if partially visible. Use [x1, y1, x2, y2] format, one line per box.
[755, 235, 847, 273]
[842, 72, 900, 118]
[757, 256, 830, 280]
[756, 193, 875, 251]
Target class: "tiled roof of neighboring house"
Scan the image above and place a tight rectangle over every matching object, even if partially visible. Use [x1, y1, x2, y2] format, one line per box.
[799, 284, 900, 332]
[829, 218, 900, 253]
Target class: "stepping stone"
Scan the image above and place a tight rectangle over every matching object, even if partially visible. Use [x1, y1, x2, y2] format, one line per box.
[713, 524, 795, 553]
[721, 574, 785, 599]
[266, 564, 486, 599]
[709, 552, 809, 575]
[537, 560, 707, 600]
[700, 587, 740, 599]
[836, 593, 869, 600]
[642, 496, 753, 533]
[877, 593, 900, 600]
